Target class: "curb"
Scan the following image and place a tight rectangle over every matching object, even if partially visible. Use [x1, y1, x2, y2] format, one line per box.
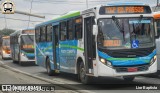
[0, 61, 94, 93]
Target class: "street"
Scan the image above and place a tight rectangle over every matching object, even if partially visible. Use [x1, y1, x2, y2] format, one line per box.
[0, 58, 160, 93]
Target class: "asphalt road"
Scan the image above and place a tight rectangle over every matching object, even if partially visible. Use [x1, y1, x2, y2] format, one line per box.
[1, 58, 160, 93]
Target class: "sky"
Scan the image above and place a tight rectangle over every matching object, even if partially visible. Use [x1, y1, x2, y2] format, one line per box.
[0, 0, 158, 30]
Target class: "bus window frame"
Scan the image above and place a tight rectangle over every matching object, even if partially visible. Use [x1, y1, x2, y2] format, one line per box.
[46, 24, 52, 42]
[60, 21, 67, 41]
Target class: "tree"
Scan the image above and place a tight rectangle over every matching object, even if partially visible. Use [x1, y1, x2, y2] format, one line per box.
[0, 28, 15, 36]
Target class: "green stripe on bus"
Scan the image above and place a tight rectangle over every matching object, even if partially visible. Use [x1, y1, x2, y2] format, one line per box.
[54, 11, 80, 20]
[60, 45, 84, 51]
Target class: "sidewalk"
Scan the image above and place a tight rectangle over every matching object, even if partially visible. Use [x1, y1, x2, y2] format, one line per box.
[0, 66, 77, 93]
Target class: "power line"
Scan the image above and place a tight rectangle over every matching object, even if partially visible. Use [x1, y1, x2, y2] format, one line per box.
[32, 0, 103, 5]
[0, 17, 43, 22]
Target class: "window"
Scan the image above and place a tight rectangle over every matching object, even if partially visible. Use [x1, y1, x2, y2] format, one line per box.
[47, 25, 52, 42]
[35, 27, 40, 42]
[40, 26, 46, 42]
[67, 20, 73, 40]
[60, 22, 67, 40]
[75, 17, 82, 39]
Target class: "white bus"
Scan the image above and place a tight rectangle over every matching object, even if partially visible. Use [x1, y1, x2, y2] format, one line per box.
[0, 36, 11, 59]
[10, 29, 35, 65]
[35, 2, 158, 84]
[153, 12, 160, 72]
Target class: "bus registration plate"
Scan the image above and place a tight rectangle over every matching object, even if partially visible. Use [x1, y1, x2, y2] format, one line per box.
[127, 67, 138, 72]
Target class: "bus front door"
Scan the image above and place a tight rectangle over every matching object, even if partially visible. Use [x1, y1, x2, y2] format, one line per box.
[53, 25, 60, 70]
[84, 16, 96, 74]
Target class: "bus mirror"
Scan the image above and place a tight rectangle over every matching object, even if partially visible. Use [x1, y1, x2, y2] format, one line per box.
[18, 39, 20, 44]
[93, 25, 98, 35]
[155, 22, 160, 39]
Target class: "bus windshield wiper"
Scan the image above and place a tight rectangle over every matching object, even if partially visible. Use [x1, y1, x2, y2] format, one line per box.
[112, 16, 125, 41]
[131, 15, 143, 40]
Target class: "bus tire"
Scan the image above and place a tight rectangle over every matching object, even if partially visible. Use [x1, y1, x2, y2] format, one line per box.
[13, 60, 16, 63]
[79, 62, 91, 84]
[19, 61, 24, 66]
[46, 58, 55, 76]
[123, 76, 135, 82]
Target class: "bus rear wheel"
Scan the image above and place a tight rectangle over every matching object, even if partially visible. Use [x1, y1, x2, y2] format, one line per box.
[79, 62, 91, 84]
[123, 76, 135, 82]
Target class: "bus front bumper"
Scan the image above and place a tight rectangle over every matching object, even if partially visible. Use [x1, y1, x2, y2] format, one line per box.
[97, 60, 157, 77]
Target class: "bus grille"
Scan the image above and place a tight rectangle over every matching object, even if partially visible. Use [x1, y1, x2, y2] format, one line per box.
[115, 65, 149, 72]
[99, 47, 155, 58]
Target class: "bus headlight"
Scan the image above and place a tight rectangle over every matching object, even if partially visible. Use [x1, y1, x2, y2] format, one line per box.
[21, 53, 25, 56]
[150, 55, 157, 65]
[2, 50, 6, 54]
[100, 58, 112, 67]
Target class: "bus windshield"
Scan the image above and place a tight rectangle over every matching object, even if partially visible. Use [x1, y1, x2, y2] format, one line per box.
[21, 35, 34, 50]
[2, 38, 10, 47]
[97, 18, 155, 49]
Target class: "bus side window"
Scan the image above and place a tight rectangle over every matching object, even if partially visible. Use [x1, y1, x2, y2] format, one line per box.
[46, 25, 52, 42]
[41, 26, 46, 42]
[67, 19, 73, 40]
[75, 17, 82, 39]
[60, 21, 67, 41]
[35, 27, 40, 42]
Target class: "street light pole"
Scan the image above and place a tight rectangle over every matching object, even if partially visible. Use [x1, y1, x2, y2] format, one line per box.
[0, 8, 45, 18]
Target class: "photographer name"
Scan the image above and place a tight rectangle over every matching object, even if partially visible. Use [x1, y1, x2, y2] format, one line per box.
[136, 86, 157, 90]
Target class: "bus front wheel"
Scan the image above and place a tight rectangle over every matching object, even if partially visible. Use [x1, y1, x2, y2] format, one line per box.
[79, 62, 91, 84]
[46, 58, 55, 76]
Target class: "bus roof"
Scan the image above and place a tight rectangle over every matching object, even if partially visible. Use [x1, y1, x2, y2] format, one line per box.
[36, 11, 80, 27]
[106, 2, 146, 6]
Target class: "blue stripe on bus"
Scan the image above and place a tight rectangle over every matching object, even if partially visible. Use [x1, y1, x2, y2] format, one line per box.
[98, 50, 156, 66]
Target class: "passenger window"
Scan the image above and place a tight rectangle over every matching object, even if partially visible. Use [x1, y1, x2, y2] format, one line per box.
[41, 26, 46, 42]
[75, 17, 82, 39]
[35, 27, 40, 42]
[47, 25, 52, 42]
[60, 22, 67, 41]
[67, 20, 73, 40]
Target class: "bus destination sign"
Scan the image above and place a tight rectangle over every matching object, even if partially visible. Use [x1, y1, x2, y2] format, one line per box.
[22, 30, 35, 34]
[99, 6, 151, 14]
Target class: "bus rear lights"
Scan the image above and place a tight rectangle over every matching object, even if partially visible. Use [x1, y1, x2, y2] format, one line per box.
[150, 55, 157, 65]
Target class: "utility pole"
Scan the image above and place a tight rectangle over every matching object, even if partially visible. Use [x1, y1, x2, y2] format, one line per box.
[86, 0, 88, 9]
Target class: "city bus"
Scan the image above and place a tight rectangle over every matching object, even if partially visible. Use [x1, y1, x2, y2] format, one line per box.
[35, 2, 158, 84]
[10, 29, 35, 65]
[153, 12, 160, 72]
[0, 36, 11, 59]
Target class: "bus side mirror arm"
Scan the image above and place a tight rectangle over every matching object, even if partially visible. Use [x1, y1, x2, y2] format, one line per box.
[93, 25, 98, 36]
[155, 22, 160, 39]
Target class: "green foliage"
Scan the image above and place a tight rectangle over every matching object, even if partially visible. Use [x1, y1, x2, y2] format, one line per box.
[0, 28, 15, 36]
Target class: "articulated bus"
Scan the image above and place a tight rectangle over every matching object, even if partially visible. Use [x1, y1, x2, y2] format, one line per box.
[0, 36, 11, 59]
[35, 2, 158, 84]
[153, 12, 160, 72]
[10, 29, 35, 65]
